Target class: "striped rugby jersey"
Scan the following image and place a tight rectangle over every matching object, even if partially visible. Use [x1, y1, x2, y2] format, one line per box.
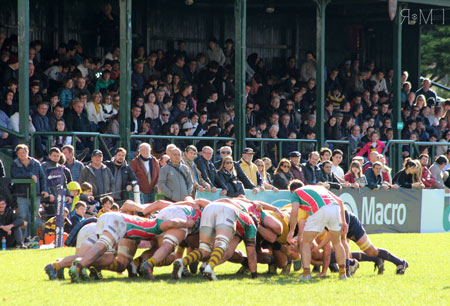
[291, 185, 341, 216]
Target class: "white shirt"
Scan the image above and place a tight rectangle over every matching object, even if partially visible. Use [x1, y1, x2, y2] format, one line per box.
[332, 164, 344, 180]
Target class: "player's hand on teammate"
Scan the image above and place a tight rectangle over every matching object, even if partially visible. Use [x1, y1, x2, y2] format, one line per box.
[185, 219, 196, 228]
[220, 189, 227, 196]
[341, 223, 348, 234]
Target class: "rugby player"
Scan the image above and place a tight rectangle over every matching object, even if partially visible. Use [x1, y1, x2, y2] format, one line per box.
[68, 211, 195, 282]
[286, 180, 348, 280]
[173, 200, 258, 281]
[316, 210, 409, 275]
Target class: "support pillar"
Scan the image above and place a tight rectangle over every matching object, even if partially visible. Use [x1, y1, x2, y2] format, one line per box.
[18, 0, 30, 144]
[119, 0, 132, 156]
[314, 0, 329, 148]
[392, 4, 403, 173]
[234, 0, 246, 158]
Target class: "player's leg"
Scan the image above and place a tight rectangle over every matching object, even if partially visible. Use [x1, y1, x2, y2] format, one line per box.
[325, 204, 347, 280]
[300, 230, 319, 279]
[142, 229, 187, 279]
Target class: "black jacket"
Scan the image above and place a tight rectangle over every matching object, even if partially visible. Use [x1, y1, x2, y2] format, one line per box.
[392, 169, 413, 188]
[104, 160, 138, 201]
[214, 160, 256, 189]
[301, 162, 321, 185]
[217, 169, 245, 197]
[273, 172, 293, 190]
[318, 169, 342, 190]
[195, 155, 227, 190]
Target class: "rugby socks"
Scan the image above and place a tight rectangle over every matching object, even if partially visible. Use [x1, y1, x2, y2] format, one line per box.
[182, 249, 202, 267]
[208, 247, 225, 269]
[352, 251, 378, 263]
[106, 259, 120, 271]
[377, 248, 403, 266]
[241, 257, 249, 268]
[52, 262, 61, 271]
[147, 257, 157, 269]
[338, 265, 346, 276]
[156, 257, 173, 267]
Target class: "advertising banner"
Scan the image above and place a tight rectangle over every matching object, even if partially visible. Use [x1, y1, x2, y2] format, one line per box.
[46, 167, 65, 247]
[197, 187, 423, 234]
[420, 189, 450, 233]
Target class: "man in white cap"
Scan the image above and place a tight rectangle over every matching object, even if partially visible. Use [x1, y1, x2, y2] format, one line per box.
[237, 148, 265, 192]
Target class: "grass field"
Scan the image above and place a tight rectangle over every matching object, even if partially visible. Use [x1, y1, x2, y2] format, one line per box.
[1, 233, 449, 305]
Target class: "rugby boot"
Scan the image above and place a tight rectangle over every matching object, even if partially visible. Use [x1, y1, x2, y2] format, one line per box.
[140, 262, 155, 280]
[172, 259, 184, 280]
[44, 264, 57, 280]
[374, 258, 385, 275]
[89, 266, 103, 280]
[202, 264, 218, 281]
[396, 260, 409, 275]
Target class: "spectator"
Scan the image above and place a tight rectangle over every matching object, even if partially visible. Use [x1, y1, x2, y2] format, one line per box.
[78, 149, 114, 200]
[288, 151, 305, 183]
[429, 155, 448, 189]
[319, 147, 332, 163]
[58, 78, 73, 109]
[238, 147, 264, 192]
[182, 145, 211, 196]
[299, 51, 316, 82]
[0, 196, 25, 248]
[0, 108, 18, 148]
[302, 151, 321, 185]
[254, 158, 279, 192]
[32, 101, 51, 158]
[43, 207, 71, 244]
[415, 78, 437, 102]
[97, 195, 114, 218]
[86, 92, 106, 128]
[195, 146, 227, 195]
[318, 160, 344, 190]
[64, 98, 93, 151]
[158, 147, 193, 201]
[272, 158, 293, 190]
[69, 201, 86, 228]
[344, 161, 366, 188]
[52, 119, 72, 149]
[217, 156, 245, 197]
[48, 104, 65, 131]
[264, 125, 280, 166]
[130, 142, 160, 203]
[104, 147, 138, 205]
[62, 145, 85, 182]
[362, 151, 380, 173]
[419, 154, 436, 189]
[206, 38, 225, 66]
[11, 144, 49, 237]
[393, 159, 425, 189]
[41, 147, 72, 215]
[436, 130, 450, 156]
[79, 182, 100, 216]
[356, 131, 385, 158]
[214, 146, 258, 192]
[365, 162, 388, 190]
[331, 149, 345, 180]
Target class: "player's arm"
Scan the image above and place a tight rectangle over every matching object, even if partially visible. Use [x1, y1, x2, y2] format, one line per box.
[142, 200, 173, 216]
[245, 243, 258, 277]
[160, 218, 195, 231]
[320, 241, 332, 276]
[313, 232, 332, 251]
[121, 200, 151, 214]
[337, 198, 348, 233]
[253, 200, 283, 217]
[287, 201, 299, 243]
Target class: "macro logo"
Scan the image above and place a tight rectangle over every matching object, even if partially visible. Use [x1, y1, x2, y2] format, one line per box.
[340, 193, 359, 219]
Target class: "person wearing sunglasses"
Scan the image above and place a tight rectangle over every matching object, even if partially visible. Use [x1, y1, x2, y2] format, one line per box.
[273, 159, 293, 190]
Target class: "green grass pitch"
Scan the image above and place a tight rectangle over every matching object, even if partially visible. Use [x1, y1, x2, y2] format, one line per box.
[1, 233, 449, 305]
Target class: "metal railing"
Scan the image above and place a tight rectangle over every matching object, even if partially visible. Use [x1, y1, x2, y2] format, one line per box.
[29, 131, 121, 160]
[420, 77, 450, 93]
[324, 140, 351, 161]
[130, 134, 235, 162]
[243, 138, 317, 163]
[11, 178, 37, 236]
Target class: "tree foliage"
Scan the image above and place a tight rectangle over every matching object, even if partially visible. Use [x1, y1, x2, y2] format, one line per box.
[421, 25, 450, 83]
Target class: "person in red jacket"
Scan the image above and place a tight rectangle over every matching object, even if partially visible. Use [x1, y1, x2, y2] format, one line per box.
[130, 143, 160, 203]
[419, 154, 436, 188]
[356, 131, 386, 158]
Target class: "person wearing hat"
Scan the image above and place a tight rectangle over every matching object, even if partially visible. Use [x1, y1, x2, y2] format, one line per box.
[182, 121, 195, 136]
[237, 148, 264, 192]
[289, 151, 305, 183]
[78, 149, 114, 201]
[104, 147, 138, 205]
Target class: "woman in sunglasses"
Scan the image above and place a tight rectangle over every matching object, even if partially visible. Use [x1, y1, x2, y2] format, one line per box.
[272, 159, 293, 190]
[217, 156, 245, 197]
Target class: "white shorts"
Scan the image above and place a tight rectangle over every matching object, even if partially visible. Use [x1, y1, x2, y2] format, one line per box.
[157, 206, 189, 235]
[96, 212, 128, 245]
[76, 223, 98, 249]
[200, 203, 236, 232]
[304, 204, 341, 232]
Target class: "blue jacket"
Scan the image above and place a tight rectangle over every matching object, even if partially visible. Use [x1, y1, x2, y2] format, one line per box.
[32, 113, 50, 133]
[0, 109, 13, 137]
[365, 167, 382, 189]
[59, 88, 73, 109]
[11, 157, 48, 195]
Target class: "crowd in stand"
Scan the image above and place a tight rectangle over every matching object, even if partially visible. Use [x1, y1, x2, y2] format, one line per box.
[2, 3, 450, 249]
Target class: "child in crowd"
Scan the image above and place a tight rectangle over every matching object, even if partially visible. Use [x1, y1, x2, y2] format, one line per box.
[67, 181, 81, 212]
[69, 201, 87, 228]
[79, 182, 100, 216]
[43, 207, 71, 245]
[97, 196, 114, 218]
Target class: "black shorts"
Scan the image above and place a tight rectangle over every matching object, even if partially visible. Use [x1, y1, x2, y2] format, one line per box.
[345, 211, 366, 242]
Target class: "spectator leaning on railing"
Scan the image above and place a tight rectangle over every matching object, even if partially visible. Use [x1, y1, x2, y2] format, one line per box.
[392, 158, 425, 189]
[429, 155, 449, 190]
